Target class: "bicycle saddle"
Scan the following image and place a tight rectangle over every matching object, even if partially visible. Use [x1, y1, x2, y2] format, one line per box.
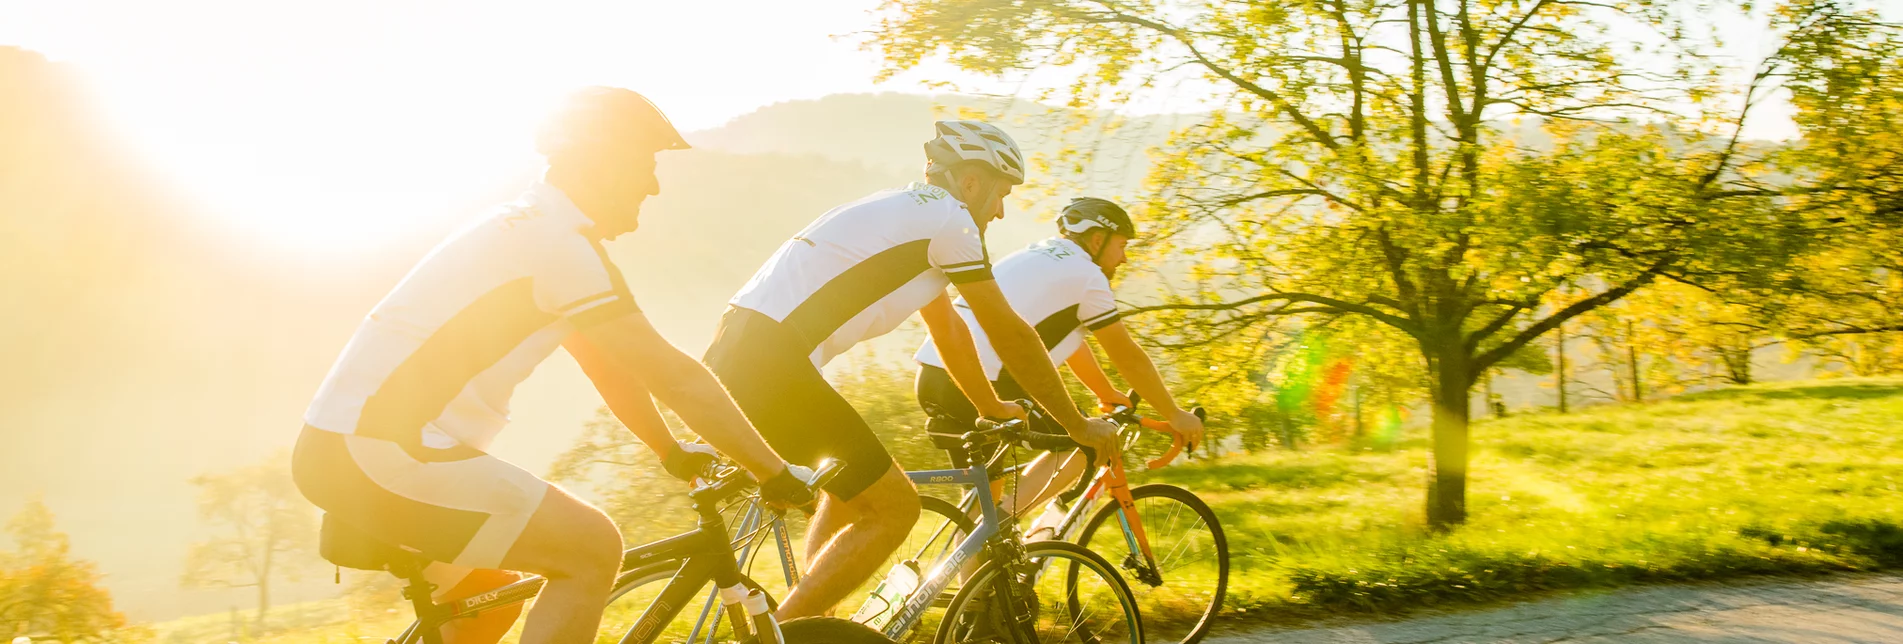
[319, 513, 426, 573]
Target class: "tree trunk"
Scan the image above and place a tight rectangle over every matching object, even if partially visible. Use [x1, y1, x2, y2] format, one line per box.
[256, 537, 273, 629]
[1555, 324, 1569, 413]
[256, 582, 270, 630]
[1427, 347, 1474, 529]
[1721, 342, 1753, 385]
[1627, 321, 1642, 403]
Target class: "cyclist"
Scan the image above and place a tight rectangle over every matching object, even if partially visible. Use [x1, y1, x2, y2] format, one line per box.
[914, 197, 1206, 521]
[292, 87, 812, 644]
[704, 120, 1121, 618]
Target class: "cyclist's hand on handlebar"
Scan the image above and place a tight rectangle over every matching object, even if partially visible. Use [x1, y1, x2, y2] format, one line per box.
[979, 399, 1027, 421]
[1096, 391, 1133, 413]
[662, 442, 720, 482]
[1075, 417, 1121, 467]
[759, 464, 818, 513]
[1167, 408, 1206, 452]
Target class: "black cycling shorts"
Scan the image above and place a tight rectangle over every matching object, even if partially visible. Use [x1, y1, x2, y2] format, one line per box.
[704, 306, 894, 502]
[914, 363, 1062, 468]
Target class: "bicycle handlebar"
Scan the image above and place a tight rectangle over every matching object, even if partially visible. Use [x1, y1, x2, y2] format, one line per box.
[1100, 391, 1207, 470]
[974, 400, 1103, 504]
[689, 459, 845, 510]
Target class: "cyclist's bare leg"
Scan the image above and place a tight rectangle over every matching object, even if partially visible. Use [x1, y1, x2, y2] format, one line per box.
[776, 463, 920, 619]
[428, 567, 525, 644]
[498, 485, 623, 644]
[799, 497, 854, 617]
[1003, 450, 1087, 516]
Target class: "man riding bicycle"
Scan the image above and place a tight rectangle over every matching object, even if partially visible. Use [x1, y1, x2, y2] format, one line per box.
[914, 197, 1206, 520]
[703, 120, 1121, 619]
[292, 87, 814, 644]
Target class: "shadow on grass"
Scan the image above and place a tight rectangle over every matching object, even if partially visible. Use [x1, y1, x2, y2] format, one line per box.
[1677, 382, 1903, 403]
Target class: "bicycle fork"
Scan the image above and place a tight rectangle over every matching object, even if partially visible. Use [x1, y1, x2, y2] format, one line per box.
[1101, 462, 1165, 586]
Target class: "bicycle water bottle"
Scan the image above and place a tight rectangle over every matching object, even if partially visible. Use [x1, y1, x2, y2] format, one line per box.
[850, 559, 921, 630]
[1027, 499, 1068, 540]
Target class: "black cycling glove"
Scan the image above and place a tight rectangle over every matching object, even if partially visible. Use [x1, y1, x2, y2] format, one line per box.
[661, 442, 719, 482]
[760, 467, 817, 509]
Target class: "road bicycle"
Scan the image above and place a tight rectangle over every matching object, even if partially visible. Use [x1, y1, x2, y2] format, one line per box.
[1033, 394, 1227, 644]
[682, 420, 1145, 644]
[716, 394, 1226, 644]
[316, 461, 890, 644]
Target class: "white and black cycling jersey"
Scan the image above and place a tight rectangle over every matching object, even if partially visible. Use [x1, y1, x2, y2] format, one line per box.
[304, 182, 637, 452]
[729, 182, 994, 368]
[916, 236, 1120, 380]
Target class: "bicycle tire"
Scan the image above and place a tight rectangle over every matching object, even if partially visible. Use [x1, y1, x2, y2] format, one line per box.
[598, 562, 772, 644]
[1074, 483, 1227, 644]
[779, 616, 897, 643]
[935, 541, 1142, 644]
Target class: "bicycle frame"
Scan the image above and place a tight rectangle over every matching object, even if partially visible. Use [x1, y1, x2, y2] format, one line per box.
[387, 481, 780, 644]
[730, 420, 1169, 621]
[875, 465, 1004, 639]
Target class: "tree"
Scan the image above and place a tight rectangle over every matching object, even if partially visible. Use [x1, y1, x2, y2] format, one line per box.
[181, 452, 317, 630]
[1731, 3, 1903, 367]
[0, 498, 135, 643]
[870, 0, 1896, 527]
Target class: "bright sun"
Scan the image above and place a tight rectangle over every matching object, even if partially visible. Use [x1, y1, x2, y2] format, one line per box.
[14, 0, 894, 256]
[94, 71, 564, 255]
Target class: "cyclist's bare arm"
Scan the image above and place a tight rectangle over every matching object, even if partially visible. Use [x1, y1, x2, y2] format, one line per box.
[1063, 344, 1128, 406]
[567, 312, 789, 480]
[920, 292, 1018, 419]
[568, 332, 680, 456]
[1092, 320, 1206, 446]
[957, 279, 1103, 441]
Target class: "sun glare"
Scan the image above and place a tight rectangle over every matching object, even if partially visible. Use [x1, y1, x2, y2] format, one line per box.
[8, 0, 896, 255]
[97, 77, 561, 254]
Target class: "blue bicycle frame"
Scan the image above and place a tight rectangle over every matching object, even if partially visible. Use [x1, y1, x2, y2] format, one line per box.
[880, 465, 1003, 639]
[692, 462, 1006, 643]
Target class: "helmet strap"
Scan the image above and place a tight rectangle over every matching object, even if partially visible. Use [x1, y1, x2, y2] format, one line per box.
[1073, 229, 1109, 266]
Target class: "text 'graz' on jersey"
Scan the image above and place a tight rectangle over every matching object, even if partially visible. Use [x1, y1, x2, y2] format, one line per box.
[916, 236, 1120, 380]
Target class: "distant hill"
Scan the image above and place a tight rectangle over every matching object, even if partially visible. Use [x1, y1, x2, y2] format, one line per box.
[690, 92, 1200, 200]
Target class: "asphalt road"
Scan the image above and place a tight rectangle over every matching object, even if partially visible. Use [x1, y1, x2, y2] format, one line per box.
[1212, 575, 1903, 643]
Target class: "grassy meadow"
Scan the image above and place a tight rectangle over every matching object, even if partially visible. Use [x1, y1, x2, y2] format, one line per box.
[1149, 377, 1903, 624]
[155, 378, 1903, 640]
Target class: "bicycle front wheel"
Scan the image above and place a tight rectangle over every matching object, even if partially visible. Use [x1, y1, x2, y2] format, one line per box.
[936, 541, 1141, 644]
[1075, 483, 1227, 644]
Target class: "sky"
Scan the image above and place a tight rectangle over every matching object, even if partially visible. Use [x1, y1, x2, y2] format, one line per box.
[0, 0, 919, 252]
[0, 0, 1830, 255]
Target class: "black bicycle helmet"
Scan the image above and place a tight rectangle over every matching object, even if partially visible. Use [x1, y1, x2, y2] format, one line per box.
[1057, 197, 1136, 239]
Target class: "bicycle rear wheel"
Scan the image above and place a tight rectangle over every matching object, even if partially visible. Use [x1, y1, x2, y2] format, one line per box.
[1074, 484, 1227, 644]
[936, 541, 1141, 644]
[597, 563, 768, 644]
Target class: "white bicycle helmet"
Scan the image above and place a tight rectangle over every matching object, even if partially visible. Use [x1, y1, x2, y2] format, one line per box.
[923, 120, 1026, 185]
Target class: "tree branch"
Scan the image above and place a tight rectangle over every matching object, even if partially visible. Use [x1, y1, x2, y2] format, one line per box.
[1125, 291, 1424, 337]
[1474, 257, 1677, 370]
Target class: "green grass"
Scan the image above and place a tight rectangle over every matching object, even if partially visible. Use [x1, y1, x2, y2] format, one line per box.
[1129, 377, 1903, 623]
[150, 378, 1903, 638]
